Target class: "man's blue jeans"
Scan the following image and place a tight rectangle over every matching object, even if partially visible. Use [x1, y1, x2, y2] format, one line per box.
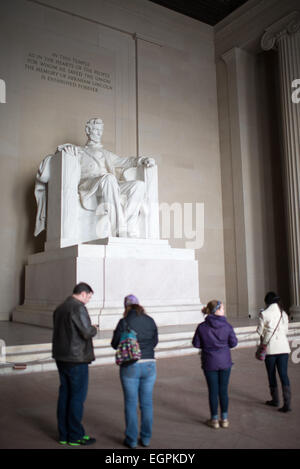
[204, 367, 231, 420]
[56, 362, 89, 443]
[120, 361, 156, 447]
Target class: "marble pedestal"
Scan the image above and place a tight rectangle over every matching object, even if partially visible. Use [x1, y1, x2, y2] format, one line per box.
[12, 238, 203, 330]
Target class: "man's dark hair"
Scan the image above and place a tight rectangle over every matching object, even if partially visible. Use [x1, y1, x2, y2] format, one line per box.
[73, 282, 94, 295]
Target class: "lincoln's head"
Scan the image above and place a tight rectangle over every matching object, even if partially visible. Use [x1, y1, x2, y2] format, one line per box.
[85, 118, 104, 143]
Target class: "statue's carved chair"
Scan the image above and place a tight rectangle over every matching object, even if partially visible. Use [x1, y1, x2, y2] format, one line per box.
[34, 150, 159, 250]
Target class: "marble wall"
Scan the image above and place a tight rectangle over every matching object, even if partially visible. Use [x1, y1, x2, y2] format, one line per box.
[0, 0, 225, 319]
[215, 0, 299, 317]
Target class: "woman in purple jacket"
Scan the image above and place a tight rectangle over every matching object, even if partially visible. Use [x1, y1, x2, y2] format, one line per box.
[192, 300, 238, 429]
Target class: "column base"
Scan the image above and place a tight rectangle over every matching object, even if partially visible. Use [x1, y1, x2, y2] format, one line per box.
[290, 305, 300, 322]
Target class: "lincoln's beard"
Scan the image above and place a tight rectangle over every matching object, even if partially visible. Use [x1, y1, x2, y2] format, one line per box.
[86, 134, 102, 146]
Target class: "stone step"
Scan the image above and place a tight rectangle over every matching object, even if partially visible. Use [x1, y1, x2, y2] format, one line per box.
[1, 322, 300, 375]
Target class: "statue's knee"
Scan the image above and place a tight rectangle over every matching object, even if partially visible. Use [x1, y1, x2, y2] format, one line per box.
[106, 173, 117, 182]
[102, 173, 118, 188]
[135, 180, 145, 194]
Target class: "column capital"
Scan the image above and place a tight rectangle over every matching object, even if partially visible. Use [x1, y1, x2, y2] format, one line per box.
[261, 10, 300, 51]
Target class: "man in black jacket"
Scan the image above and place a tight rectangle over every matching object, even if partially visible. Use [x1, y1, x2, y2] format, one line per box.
[52, 282, 98, 446]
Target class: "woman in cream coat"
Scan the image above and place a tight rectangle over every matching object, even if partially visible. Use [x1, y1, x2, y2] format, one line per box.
[257, 292, 291, 412]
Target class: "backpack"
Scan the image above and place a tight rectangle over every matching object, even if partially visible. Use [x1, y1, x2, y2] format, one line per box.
[115, 319, 141, 366]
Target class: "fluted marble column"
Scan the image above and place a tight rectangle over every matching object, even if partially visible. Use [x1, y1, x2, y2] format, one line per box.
[261, 11, 300, 320]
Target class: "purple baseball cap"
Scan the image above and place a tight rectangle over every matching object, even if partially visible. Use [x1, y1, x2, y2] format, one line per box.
[124, 294, 139, 307]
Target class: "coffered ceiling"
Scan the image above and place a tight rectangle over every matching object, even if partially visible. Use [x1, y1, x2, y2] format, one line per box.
[148, 0, 250, 26]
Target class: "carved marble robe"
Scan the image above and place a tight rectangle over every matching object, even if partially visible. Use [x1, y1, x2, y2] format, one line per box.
[77, 146, 145, 236]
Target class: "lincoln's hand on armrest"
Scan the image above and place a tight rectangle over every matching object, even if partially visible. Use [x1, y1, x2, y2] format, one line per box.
[57, 143, 79, 157]
[138, 157, 156, 168]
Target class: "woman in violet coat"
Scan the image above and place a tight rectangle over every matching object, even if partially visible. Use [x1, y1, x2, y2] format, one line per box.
[192, 300, 238, 429]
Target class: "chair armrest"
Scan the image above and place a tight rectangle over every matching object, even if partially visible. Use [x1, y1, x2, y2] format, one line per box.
[122, 164, 157, 182]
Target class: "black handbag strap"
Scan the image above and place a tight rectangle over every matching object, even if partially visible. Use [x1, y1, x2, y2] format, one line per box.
[122, 319, 130, 332]
[122, 318, 138, 336]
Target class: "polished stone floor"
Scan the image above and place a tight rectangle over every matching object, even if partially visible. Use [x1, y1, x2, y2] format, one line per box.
[0, 347, 299, 450]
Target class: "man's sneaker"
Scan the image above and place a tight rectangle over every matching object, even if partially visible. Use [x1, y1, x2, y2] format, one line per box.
[58, 440, 67, 445]
[68, 436, 96, 446]
[80, 435, 97, 445]
[205, 419, 219, 429]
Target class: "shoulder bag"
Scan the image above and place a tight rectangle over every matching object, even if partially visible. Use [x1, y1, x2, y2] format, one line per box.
[255, 311, 282, 361]
[115, 319, 141, 366]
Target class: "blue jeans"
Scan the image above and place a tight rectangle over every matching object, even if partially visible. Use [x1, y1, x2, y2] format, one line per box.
[265, 354, 290, 388]
[120, 361, 156, 447]
[56, 362, 89, 443]
[204, 368, 231, 420]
